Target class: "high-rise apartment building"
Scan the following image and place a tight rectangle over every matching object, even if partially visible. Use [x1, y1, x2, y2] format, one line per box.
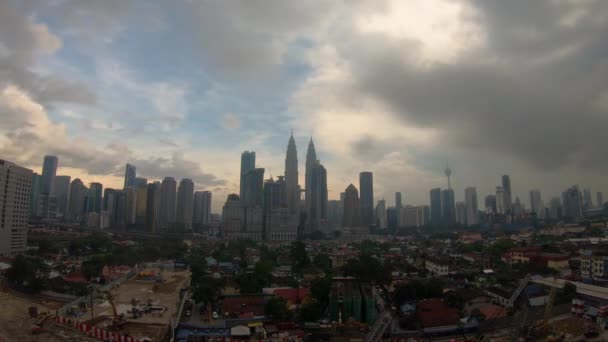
[135, 181, 148, 225]
[240, 151, 256, 200]
[359, 172, 374, 226]
[242, 168, 265, 208]
[41, 155, 58, 194]
[496, 186, 506, 214]
[308, 161, 327, 232]
[598, 192, 604, 209]
[146, 182, 161, 232]
[0, 160, 32, 256]
[222, 194, 243, 238]
[160, 177, 177, 229]
[562, 185, 583, 220]
[465, 187, 478, 226]
[176, 178, 194, 230]
[30, 173, 41, 217]
[342, 184, 361, 228]
[124, 163, 136, 189]
[193, 191, 212, 225]
[124, 186, 137, 225]
[583, 188, 593, 211]
[485, 195, 497, 214]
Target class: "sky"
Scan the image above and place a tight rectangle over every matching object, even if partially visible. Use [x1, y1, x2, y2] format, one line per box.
[1, 0, 607, 212]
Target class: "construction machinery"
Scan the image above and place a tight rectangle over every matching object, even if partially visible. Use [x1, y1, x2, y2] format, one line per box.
[99, 289, 126, 330]
[364, 309, 392, 342]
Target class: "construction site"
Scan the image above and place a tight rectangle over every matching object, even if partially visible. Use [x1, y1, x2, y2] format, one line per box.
[69, 267, 190, 341]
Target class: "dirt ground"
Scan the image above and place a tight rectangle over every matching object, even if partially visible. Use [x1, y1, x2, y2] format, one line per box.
[0, 291, 96, 342]
[90, 268, 189, 341]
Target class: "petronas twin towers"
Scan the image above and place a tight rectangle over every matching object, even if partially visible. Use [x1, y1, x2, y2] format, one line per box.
[284, 132, 328, 234]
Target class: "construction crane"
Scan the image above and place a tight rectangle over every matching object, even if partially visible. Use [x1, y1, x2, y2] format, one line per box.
[364, 309, 392, 342]
[507, 274, 531, 308]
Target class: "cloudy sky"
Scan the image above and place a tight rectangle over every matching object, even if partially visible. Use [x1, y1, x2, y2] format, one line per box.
[1, 0, 607, 212]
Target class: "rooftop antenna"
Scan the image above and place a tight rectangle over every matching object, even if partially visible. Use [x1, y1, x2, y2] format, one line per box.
[445, 162, 452, 190]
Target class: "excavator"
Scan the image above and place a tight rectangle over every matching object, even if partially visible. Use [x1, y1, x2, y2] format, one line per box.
[99, 289, 127, 331]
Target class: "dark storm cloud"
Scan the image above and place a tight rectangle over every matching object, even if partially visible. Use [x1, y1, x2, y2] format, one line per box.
[340, 0, 608, 171]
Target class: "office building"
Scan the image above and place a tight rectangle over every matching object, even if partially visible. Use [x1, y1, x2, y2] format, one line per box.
[242, 168, 265, 208]
[583, 188, 593, 211]
[135, 177, 147, 187]
[87, 182, 103, 213]
[359, 172, 374, 226]
[41, 155, 58, 194]
[430, 188, 442, 224]
[342, 184, 361, 228]
[160, 177, 177, 229]
[103, 188, 119, 226]
[387, 207, 399, 229]
[0, 160, 33, 256]
[485, 195, 497, 214]
[496, 186, 506, 215]
[376, 199, 387, 229]
[285, 132, 300, 215]
[67, 178, 87, 223]
[135, 181, 148, 225]
[404, 206, 426, 228]
[598, 192, 604, 209]
[465, 187, 478, 226]
[562, 185, 583, 220]
[176, 178, 194, 230]
[124, 186, 137, 225]
[30, 173, 41, 217]
[455, 202, 467, 225]
[441, 188, 455, 224]
[193, 191, 212, 226]
[308, 161, 327, 232]
[502, 175, 512, 214]
[327, 200, 342, 227]
[124, 163, 136, 189]
[222, 194, 243, 239]
[52, 175, 70, 219]
[240, 151, 256, 200]
[549, 197, 563, 220]
[529, 190, 544, 219]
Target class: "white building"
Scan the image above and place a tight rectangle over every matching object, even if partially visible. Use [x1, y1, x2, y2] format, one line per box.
[375, 199, 387, 229]
[425, 258, 450, 276]
[456, 202, 467, 225]
[404, 206, 426, 227]
[465, 187, 479, 226]
[266, 207, 298, 241]
[0, 160, 32, 256]
[529, 190, 545, 219]
[496, 186, 506, 214]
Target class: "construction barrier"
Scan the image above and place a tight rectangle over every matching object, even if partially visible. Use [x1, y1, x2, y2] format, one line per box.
[55, 316, 146, 342]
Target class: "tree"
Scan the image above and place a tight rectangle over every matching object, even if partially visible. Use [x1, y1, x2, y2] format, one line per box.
[300, 301, 322, 322]
[265, 297, 291, 321]
[312, 254, 332, 274]
[332, 230, 342, 239]
[237, 272, 265, 294]
[310, 277, 331, 305]
[81, 256, 105, 280]
[470, 308, 486, 321]
[6, 256, 48, 293]
[557, 282, 577, 304]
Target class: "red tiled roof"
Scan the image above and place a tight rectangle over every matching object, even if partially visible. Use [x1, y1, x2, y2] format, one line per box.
[63, 272, 88, 284]
[273, 288, 309, 304]
[417, 298, 459, 328]
[222, 296, 266, 316]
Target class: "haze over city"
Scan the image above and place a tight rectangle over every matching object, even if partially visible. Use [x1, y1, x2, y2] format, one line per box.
[2, 0, 607, 212]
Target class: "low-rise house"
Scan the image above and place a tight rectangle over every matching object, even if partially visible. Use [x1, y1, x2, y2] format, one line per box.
[425, 257, 450, 276]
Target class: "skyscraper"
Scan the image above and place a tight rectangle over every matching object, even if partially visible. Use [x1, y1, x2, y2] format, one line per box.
[308, 161, 327, 232]
[67, 178, 87, 223]
[135, 177, 147, 187]
[583, 188, 593, 211]
[0, 160, 32, 256]
[502, 175, 512, 214]
[441, 189, 455, 224]
[445, 163, 452, 189]
[88, 182, 103, 213]
[305, 138, 317, 228]
[124, 163, 136, 189]
[240, 151, 256, 200]
[529, 190, 544, 219]
[41, 155, 58, 194]
[30, 173, 41, 217]
[135, 180, 148, 225]
[359, 172, 374, 226]
[376, 199, 387, 229]
[465, 187, 478, 226]
[243, 168, 265, 207]
[562, 185, 583, 220]
[430, 188, 442, 224]
[387, 207, 399, 229]
[160, 177, 177, 229]
[342, 184, 361, 228]
[103, 188, 119, 226]
[549, 197, 562, 219]
[598, 192, 604, 209]
[124, 186, 137, 226]
[193, 191, 212, 226]
[146, 182, 161, 232]
[455, 202, 467, 225]
[222, 194, 243, 238]
[395, 192, 402, 208]
[176, 178, 194, 230]
[496, 186, 506, 214]
[485, 195, 497, 214]
[285, 132, 300, 215]
[52, 175, 71, 219]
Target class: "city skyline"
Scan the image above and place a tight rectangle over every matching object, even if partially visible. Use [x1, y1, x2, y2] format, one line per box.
[1, 1, 608, 212]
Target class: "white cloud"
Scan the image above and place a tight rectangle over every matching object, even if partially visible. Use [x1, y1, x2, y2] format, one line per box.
[220, 112, 242, 130]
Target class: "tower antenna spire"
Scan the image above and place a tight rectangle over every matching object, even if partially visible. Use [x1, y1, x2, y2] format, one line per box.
[444, 162, 452, 190]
